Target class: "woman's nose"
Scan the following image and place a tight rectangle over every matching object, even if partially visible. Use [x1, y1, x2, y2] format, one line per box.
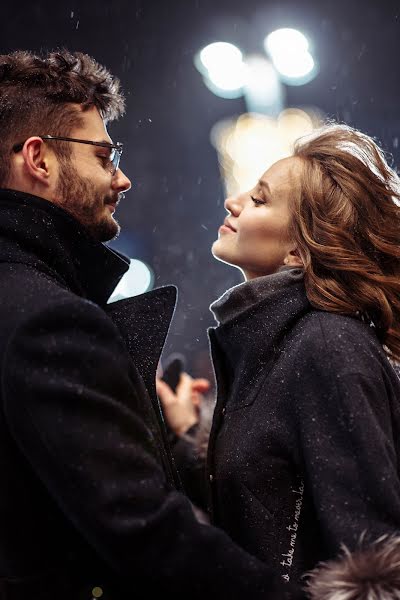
[224, 194, 242, 216]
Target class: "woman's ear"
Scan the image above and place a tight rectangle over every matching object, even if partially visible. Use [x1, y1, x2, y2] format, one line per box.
[284, 248, 304, 267]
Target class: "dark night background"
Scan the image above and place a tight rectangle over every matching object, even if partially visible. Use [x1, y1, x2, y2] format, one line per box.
[1, 0, 400, 379]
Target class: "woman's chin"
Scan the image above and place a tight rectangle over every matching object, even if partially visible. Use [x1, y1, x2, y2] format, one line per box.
[211, 248, 236, 268]
[211, 240, 226, 261]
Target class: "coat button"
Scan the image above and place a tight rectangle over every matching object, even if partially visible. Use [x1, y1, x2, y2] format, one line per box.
[91, 587, 103, 598]
[221, 407, 226, 415]
[209, 474, 214, 482]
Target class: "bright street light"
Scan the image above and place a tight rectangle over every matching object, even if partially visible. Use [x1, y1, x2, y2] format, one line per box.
[272, 51, 315, 79]
[242, 55, 283, 115]
[265, 28, 309, 56]
[264, 28, 317, 84]
[195, 42, 247, 98]
[198, 42, 243, 73]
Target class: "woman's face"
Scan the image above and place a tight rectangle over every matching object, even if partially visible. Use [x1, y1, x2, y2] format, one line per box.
[212, 156, 303, 280]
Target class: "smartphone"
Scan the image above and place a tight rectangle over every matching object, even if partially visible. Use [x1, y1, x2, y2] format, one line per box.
[161, 353, 185, 392]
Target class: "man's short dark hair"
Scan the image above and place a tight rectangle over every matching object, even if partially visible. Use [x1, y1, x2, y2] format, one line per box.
[0, 49, 125, 185]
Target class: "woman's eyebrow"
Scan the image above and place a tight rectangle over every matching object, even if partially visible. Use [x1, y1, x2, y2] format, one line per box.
[258, 179, 271, 194]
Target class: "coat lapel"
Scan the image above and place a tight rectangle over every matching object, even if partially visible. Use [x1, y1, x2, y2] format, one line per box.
[105, 286, 182, 490]
[105, 285, 177, 404]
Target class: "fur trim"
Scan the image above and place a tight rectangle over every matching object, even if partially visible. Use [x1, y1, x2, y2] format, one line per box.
[306, 535, 400, 600]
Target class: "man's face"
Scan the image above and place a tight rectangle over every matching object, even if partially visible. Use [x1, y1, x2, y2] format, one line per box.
[55, 105, 131, 241]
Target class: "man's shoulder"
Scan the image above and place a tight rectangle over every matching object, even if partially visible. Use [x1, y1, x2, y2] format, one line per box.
[0, 261, 103, 328]
[0, 260, 74, 303]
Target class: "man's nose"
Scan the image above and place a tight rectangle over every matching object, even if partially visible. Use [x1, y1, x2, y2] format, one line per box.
[112, 168, 132, 192]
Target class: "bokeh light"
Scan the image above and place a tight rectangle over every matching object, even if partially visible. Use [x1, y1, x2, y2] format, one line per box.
[195, 41, 247, 98]
[210, 108, 321, 196]
[272, 51, 315, 79]
[265, 28, 309, 56]
[264, 28, 317, 84]
[242, 55, 283, 115]
[108, 258, 154, 303]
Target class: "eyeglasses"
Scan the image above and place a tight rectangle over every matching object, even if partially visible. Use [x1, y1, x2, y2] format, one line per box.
[12, 135, 124, 175]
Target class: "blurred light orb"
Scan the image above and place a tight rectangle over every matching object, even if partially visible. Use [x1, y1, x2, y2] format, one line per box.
[272, 51, 315, 79]
[199, 42, 243, 72]
[210, 108, 321, 197]
[195, 42, 247, 98]
[108, 258, 154, 303]
[265, 28, 309, 56]
[264, 28, 317, 84]
[205, 62, 247, 92]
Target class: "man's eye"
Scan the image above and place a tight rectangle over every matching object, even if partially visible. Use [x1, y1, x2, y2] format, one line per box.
[251, 195, 266, 206]
[98, 155, 111, 167]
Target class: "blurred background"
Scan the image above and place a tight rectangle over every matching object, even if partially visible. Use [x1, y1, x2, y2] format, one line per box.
[2, 0, 400, 380]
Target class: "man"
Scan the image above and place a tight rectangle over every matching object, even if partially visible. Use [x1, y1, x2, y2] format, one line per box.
[0, 49, 304, 600]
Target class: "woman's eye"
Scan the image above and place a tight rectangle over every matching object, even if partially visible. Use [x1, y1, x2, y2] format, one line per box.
[251, 195, 266, 206]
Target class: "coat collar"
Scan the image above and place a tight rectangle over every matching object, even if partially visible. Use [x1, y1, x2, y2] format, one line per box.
[105, 286, 177, 401]
[210, 268, 310, 368]
[0, 187, 179, 390]
[0, 188, 129, 306]
[208, 270, 311, 412]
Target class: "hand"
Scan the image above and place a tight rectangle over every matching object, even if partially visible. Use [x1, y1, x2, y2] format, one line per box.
[156, 372, 210, 437]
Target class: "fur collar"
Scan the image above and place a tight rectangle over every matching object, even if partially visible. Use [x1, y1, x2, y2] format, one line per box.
[306, 535, 400, 600]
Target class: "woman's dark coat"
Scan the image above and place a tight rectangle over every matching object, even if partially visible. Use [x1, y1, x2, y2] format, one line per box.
[204, 269, 400, 584]
[0, 190, 302, 600]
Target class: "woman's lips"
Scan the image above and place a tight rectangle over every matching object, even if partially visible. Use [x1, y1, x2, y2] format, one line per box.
[219, 224, 234, 233]
[219, 220, 236, 233]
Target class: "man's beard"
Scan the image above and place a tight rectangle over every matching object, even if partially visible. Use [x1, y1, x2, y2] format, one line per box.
[55, 160, 120, 242]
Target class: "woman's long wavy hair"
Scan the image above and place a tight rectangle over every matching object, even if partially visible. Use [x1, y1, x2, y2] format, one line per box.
[290, 123, 400, 362]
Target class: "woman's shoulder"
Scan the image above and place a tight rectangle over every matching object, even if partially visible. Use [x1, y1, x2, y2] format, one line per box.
[301, 309, 379, 342]
[291, 309, 389, 376]
[283, 311, 400, 416]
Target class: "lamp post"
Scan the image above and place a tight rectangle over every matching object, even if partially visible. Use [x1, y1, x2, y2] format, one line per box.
[194, 28, 321, 196]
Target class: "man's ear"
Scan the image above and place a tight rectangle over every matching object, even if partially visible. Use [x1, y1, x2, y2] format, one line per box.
[284, 248, 304, 267]
[21, 137, 52, 186]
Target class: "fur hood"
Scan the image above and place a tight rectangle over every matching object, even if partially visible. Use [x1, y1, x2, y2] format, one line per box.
[306, 535, 400, 600]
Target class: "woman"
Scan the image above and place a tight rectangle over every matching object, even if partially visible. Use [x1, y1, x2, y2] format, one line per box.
[158, 123, 400, 585]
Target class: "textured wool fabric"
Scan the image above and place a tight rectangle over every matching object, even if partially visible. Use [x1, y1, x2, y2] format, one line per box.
[0, 189, 304, 600]
[206, 269, 400, 584]
[210, 266, 304, 326]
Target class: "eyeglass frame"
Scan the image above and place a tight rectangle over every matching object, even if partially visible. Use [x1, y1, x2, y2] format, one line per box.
[12, 135, 124, 175]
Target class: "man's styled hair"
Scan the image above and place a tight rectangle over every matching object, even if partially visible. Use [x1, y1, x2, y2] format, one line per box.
[290, 123, 400, 361]
[0, 49, 125, 185]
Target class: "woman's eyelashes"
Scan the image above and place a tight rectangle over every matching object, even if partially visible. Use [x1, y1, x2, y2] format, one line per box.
[250, 195, 266, 206]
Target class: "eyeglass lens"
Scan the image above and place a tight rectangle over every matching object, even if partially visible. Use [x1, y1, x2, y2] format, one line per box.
[110, 148, 121, 174]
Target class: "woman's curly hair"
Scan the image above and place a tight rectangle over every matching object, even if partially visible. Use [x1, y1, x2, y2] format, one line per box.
[0, 49, 125, 185]
[290, 123, 400, 361]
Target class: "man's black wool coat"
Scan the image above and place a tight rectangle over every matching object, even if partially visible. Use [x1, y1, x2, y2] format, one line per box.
[0, 190, 303, 600]
[205, 269, 400, 583]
